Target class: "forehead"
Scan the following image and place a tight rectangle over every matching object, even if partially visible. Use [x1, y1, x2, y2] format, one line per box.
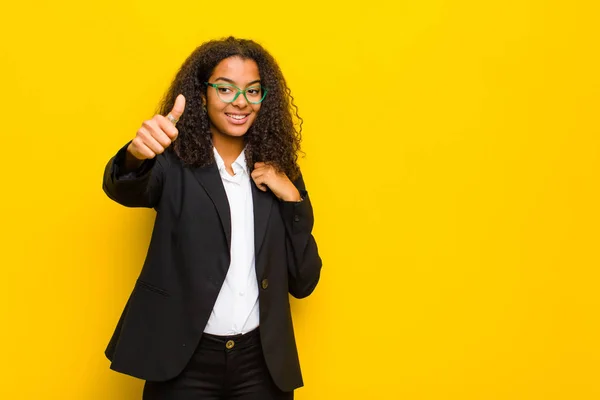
[210, 56, 260, 84]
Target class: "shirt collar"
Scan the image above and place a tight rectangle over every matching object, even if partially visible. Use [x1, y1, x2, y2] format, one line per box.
[213, 147, 248, 176]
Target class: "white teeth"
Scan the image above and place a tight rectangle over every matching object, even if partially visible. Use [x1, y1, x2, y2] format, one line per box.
[227, 114, 247, 120]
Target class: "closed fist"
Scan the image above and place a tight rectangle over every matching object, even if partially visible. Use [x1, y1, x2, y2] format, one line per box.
[127, 94, 186, 160]
[251, 162, 301, 202]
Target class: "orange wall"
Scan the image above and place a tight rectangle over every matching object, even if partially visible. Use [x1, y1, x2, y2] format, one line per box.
[1, 1, 599, 398]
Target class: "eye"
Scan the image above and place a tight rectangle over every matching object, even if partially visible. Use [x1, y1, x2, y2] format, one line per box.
[218, 87, 233, 93]
[246, 87, 261, 96]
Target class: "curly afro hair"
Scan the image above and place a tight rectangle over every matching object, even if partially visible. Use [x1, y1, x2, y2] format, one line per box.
[157, 36, 303, 181]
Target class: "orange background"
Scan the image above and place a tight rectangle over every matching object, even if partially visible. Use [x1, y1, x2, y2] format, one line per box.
[1, 0, 599, 398]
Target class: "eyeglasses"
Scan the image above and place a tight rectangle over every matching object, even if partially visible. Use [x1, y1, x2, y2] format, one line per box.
[205, 82, 268, 104]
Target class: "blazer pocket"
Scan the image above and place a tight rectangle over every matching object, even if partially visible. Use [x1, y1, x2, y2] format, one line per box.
[136, 279, 170, 297]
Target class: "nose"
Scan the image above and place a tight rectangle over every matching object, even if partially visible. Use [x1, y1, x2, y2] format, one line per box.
[232, 91, 249, 108]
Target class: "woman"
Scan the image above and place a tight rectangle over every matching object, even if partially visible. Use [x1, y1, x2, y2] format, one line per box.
[102, 36, 322, 400]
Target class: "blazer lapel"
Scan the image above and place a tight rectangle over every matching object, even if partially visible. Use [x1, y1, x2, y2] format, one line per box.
[190, 164, 272, 277]
[252, 181, 273, 258]
[191, 164, 232, 250]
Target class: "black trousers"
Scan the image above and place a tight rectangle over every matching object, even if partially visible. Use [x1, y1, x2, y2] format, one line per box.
[143, 328, 294, 400]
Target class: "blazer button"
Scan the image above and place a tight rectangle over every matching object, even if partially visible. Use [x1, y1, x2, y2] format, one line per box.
[294, 215, 300, 222]
[261, 279, 269, 290]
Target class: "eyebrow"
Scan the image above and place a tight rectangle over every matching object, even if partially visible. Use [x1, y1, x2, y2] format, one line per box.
[214, 77, 261, 86]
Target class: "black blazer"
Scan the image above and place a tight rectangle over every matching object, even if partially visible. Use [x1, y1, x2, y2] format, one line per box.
[102, 143, 322, 392]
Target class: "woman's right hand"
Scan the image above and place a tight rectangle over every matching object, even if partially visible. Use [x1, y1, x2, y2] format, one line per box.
[127, 94, 186, 161]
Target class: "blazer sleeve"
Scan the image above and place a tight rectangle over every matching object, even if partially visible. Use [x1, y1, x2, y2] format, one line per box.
[280, 173, 323, 299]
[102, 142, 167, 208]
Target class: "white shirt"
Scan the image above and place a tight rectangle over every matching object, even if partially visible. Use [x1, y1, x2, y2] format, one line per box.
[203, 148, 260, 335]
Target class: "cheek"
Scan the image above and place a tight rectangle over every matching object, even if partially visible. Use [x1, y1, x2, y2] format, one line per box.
[248, 109, 260, 125]
[206, 92, 224, 111]
[251, 104, 261, 119]
[207, 100, 226, 121]
[207, 109, 224, 128]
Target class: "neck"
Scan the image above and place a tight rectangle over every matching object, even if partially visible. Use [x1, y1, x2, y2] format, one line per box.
[212, 132, 245, 171]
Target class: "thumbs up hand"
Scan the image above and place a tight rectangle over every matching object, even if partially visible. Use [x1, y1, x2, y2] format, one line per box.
[127, 94, 186, 160]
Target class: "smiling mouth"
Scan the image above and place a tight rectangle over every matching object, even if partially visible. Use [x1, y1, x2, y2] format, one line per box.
[225, 113, 250, 123]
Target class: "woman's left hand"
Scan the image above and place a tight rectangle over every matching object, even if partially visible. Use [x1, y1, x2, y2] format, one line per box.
[251, 162, 301, 202]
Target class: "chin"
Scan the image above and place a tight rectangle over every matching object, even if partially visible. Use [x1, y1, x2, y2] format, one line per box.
[224, 127, 250, 138]
[211, 122, 251, 139]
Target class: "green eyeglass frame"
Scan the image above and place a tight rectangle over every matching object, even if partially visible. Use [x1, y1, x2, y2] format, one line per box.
[205, 82, 268, 104]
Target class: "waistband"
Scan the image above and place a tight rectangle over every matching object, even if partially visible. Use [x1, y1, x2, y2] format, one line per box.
[199, 327, 261, 351]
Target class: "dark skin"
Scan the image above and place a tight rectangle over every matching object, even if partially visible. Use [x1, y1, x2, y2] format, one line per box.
[126, 56, 301, 202]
